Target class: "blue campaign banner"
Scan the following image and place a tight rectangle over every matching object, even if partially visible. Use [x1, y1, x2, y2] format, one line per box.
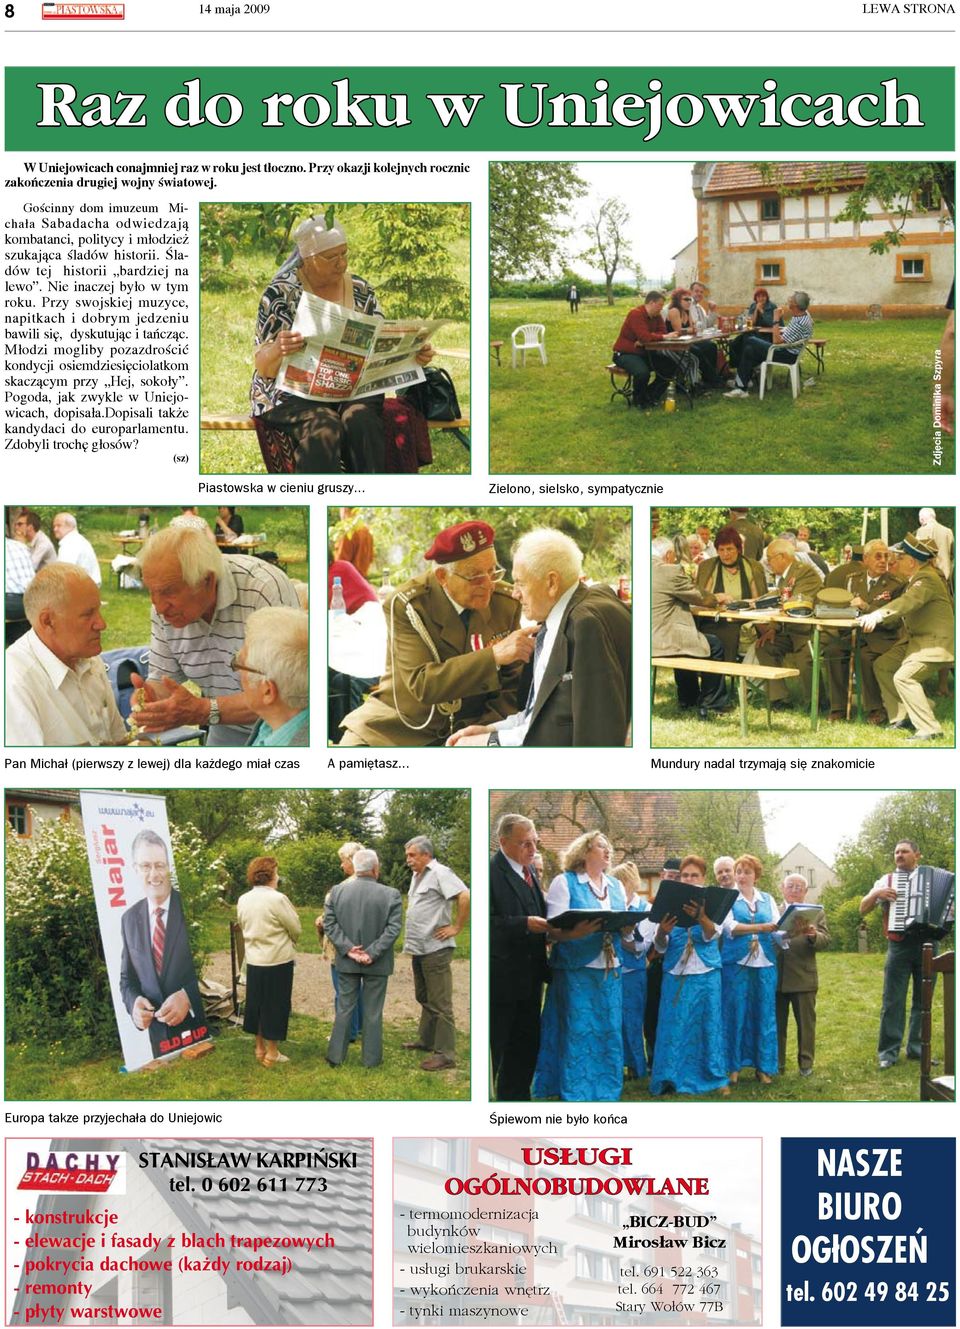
[781, 1138, 956, 1327]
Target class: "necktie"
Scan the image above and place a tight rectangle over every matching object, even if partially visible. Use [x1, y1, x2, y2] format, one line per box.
[152, 907, 166, 973]
[523, 624, 548, 713]
[523, 866, 535, 889]
[459, 607, 472, 631]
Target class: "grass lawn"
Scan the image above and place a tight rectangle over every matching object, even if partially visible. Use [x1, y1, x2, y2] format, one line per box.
[651, 671, 954, 749]
[4, 1018, 471, 1103]
[200, 250, 470, 475]
[617, 952, 949, 1104]
[490, 300, 952, 474]
[32, 505, 309, 653]
[5, 902, 472, 1102]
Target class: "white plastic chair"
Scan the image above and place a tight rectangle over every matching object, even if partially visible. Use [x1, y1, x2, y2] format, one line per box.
[511, 323, 547, 368]
[758, 341, 807, 401]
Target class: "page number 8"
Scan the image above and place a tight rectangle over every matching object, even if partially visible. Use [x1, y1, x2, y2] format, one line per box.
[5, 4, 15, 14]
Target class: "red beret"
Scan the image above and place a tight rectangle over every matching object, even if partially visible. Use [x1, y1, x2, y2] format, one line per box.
[424, 521, 495, 565]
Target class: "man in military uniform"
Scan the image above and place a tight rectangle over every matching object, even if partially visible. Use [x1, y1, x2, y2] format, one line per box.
[728, 508, 765, 563]
[862, 536, 954, 742]
[695, 525, 767, 662]
[821, 538, 903, 724]
[338, 521, 535, 746]
[755, 538, 823, 708]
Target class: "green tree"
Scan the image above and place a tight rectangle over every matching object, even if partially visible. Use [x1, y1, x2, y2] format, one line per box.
[674, 791, 775, 881]
[360, 203, 469, 319]
[374, 789, 471, 890]
[757, 163, 955, 255]
[830, 791, 955, 902]
[582, 197, 633, 306]
[489, 161, 588, 282]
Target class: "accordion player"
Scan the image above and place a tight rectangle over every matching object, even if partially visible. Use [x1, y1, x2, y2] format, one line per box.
[886, 865, 955, 941]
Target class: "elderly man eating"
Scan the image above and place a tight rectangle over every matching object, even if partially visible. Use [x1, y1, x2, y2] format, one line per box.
[447, 528, 632, 747]
[235, 606, 310, 747]
[724, 291, 814, 399]
[5, 563, 127, 746]
[130, 524, 301, 746]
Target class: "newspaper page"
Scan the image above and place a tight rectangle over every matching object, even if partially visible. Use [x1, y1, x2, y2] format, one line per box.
[2, 3, 957, 1329]
[277, 292, 449, 402]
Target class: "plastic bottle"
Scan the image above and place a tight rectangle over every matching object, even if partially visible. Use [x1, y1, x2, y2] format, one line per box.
[330, 576, 346, 615]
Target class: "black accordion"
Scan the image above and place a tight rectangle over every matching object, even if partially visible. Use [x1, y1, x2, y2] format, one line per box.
[888, 866, 955, 940]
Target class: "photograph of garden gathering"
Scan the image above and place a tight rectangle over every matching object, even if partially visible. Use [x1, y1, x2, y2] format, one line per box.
[326, 505, 632, 747]
[489, 160, 955, 474]
[4, 786, 471, 1101]
[199, 201, 470, 475]
[651, 504, 954, 748]
[5, 504, 309, 748]
[489, 787, 955, 1105]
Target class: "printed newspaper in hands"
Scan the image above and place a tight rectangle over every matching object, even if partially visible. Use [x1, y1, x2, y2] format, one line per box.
[277, 290, 449, 402]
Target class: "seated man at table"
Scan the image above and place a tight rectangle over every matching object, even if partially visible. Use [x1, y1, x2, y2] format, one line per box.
[612, 290, 682, 408]
[652, 537, 729, 721]
[695, 526, 767, 662]
[754, 538, 822, 710]
[821, 538, 903, 725]
[724, 291, 814, 399]
[5, 563, 127, 746]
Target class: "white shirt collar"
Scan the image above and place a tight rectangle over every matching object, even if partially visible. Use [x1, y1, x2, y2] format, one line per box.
[28, 629, 95, 689]
[544, 582, 579, 632]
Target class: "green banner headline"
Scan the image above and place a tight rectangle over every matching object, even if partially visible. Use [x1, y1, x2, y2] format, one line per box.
[5, 67, 954, 151]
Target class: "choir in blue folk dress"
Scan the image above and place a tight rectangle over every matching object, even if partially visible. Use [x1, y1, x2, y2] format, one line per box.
[721, 854, 782, 1086]
[504, 832, 803, 1102]
[648, 855, 730, 1098]
[532, 832, 642, 1102]
[611, 861, 653, 1079]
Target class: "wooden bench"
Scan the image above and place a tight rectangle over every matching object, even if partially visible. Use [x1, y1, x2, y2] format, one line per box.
[607, 363, 633, 406]
[606, 362, 695, 411]
[920, 944, 954, 1102]
[200, 412, 471, 453]
[651, 657, 800, 738]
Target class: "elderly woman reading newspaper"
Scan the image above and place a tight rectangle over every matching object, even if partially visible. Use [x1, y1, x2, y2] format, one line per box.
[250, 216, 434, 474]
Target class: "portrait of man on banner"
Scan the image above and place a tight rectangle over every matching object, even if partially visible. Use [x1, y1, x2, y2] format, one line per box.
[81, 791, 211, 1071]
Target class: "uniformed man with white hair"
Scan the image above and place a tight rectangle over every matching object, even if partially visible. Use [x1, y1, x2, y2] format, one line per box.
[339, 520, 533, 746]
[863, 535, 954, 742]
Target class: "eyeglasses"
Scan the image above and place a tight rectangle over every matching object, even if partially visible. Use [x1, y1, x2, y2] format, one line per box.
[230, 651, 266, 676]
[448, 565, 506, 586]
[306, 247, 348, 264]
[681, 298, 692, 303]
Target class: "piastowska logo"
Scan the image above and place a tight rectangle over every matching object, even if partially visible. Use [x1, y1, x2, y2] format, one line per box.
[41, 2, 126, 18]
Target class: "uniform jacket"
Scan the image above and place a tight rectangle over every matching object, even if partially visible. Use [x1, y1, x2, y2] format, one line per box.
[339, 570, 522, 746]
[875, 563, 954, 653]
[653, 561, 712, 659]
[821, 565, 904, 642]
[733, 517, 766, 562]
[490, 850, 550, 1001]
[696, 555, 767, 601]
[522, 584, 631, 747]
[323, 873, 403, 975]
[777, 904, 830, 993]
[119, 891, 205, 1056]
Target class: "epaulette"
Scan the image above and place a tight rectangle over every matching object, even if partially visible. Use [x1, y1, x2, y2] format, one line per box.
[491, 582, 517, 598]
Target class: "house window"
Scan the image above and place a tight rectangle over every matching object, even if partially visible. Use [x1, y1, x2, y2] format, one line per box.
[574, 1248, 619, 1281]
[754, 258, 786, 286]
[760, 197, 781, 221]
[394, 1138, 466, 1172]
[7, 802, 30, 837]
[574, 1194, 619, 1226]
[896, 253, 930, 282]
[914, 183, 938, 212]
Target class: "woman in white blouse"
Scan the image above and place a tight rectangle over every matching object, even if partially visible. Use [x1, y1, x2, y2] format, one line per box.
[236, 855, 302, 1068]
[721, 853, 782, 1086]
